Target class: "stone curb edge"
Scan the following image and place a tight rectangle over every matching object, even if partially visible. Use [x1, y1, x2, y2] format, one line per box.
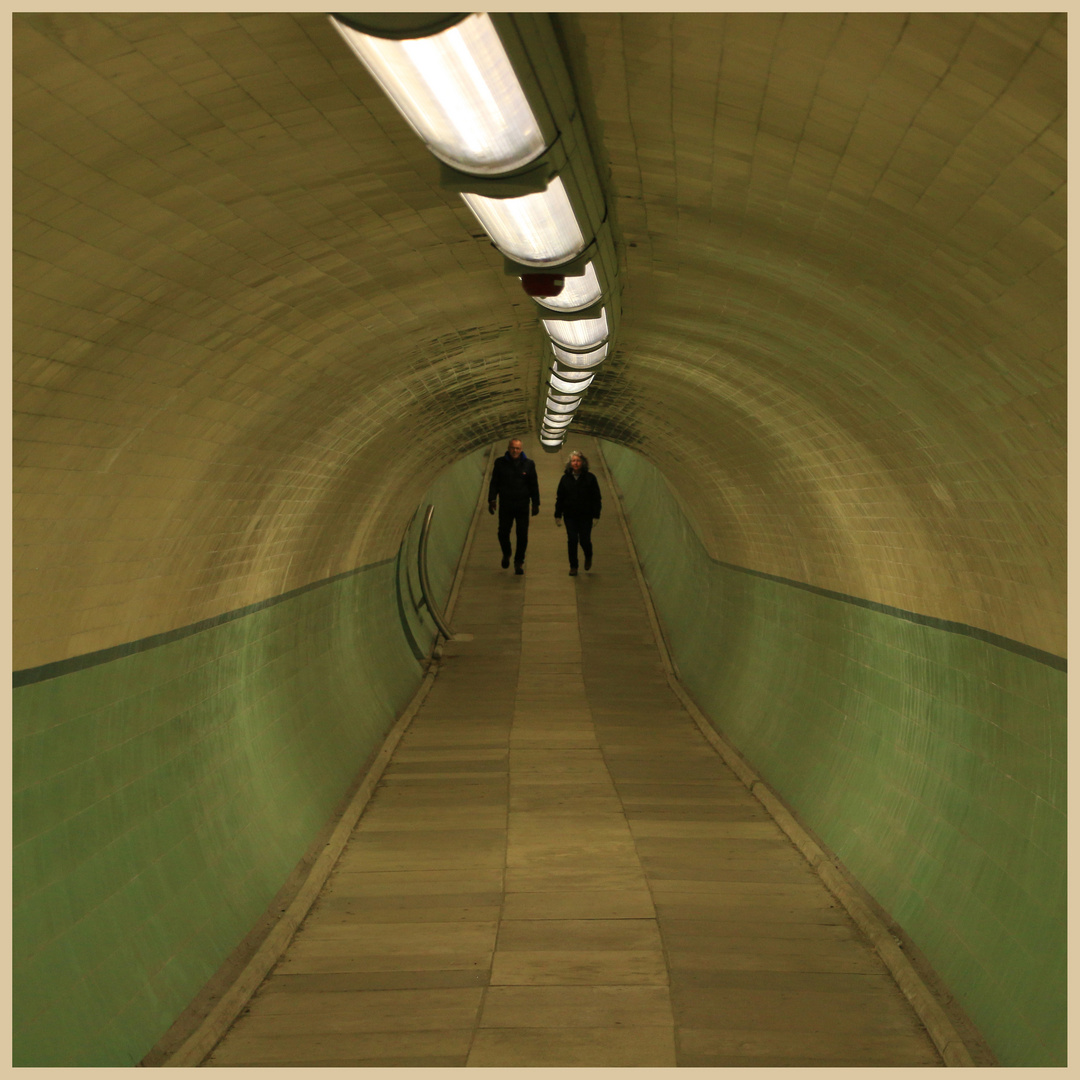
[161, 447, 496, 1067]
[593, 441, 976, 1070]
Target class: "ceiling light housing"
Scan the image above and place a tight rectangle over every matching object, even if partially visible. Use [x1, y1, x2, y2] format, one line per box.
[533, 260, 602, 312]
[331, 14, 550, 177]
[547, 389, 585, 404]
[550, 370, 595, 394]
[544, 308, 608, 352]
[552, 341, 607, 369]
[462, 178, 585, 267]
[549, 365, 594, 383]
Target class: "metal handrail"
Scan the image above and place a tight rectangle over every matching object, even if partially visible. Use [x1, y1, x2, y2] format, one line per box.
[416, 504, 454, 640]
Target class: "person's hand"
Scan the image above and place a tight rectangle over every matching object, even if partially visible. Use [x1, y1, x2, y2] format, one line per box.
[555, 516, 563, 529]
[593, 517, 600, 525]
[488, 501, 496, 515]
[531, 505, 539, 517]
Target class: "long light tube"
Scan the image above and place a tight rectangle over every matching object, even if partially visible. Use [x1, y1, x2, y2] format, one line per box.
[333, 13, 617, 451]
[462, 177, 585, 267]
[552, 341, 607, 369]
[543, 307, 608, 349]
[533, 261, 602, 311]
[550, 371, 595, 394]
[332, 14, 546, 176]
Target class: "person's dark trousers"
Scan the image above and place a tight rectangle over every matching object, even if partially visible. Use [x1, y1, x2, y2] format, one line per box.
[565, 516, 593, 569]
[498, 503, 531, 565]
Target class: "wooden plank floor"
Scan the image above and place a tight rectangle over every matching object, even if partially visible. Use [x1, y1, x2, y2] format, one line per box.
[205, 436, 942, 1068]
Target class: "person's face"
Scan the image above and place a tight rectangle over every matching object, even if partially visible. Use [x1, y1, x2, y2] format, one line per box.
[570, 454, 582, 472]
[508, 440, 523, 459]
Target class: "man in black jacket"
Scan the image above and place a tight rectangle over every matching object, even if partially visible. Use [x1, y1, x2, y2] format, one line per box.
[554, 450, 602, 576]
[488, 438, 540, 575]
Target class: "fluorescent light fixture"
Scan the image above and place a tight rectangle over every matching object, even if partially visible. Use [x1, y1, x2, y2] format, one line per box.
[544, 414, 574, 428]
[544, 307, 608, 350]
[462, 177, 585, 267]
[549, 376, 594, 395]
[550, 371, 595, 394]
[332, 14, 546, 176]
[545, 398, 577, 414]
[549, 365, 593, 382]
[547, 390, 583, 404]
[552, 341, 607, 369]
[533, 261, 602, 311]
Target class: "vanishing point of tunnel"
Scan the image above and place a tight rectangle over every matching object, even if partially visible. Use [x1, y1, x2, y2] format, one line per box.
[13, 11, 1064, 1068]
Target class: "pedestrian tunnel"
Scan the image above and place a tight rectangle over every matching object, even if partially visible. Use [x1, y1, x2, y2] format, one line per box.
[13, 11, 1064, 1069]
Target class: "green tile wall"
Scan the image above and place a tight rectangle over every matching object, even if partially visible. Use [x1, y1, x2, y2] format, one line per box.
[602, 441, 1065, 1068]
[13, 448, 488, 1067]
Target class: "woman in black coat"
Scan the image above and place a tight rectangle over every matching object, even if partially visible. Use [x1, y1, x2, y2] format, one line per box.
[554, 450, 602, 576]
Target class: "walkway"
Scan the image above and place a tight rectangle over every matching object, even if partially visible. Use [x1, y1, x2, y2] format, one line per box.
[205, 436, 942, 1068]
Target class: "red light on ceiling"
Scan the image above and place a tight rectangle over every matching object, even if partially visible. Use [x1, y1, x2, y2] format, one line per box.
[521, 274, 565, 297]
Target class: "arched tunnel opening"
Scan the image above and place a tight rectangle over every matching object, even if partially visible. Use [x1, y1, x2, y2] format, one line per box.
[13, 11, 1064, 1068]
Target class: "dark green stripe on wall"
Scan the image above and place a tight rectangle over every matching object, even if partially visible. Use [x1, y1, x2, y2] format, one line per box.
[710, 560, 1066, 672]
[601, 440, 1066, 1068]
[14, 561, 420, 1065]
[12, 559, 395, 689]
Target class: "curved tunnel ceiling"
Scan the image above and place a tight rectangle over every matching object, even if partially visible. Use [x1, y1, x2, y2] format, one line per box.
[13, 12, 1065, 669]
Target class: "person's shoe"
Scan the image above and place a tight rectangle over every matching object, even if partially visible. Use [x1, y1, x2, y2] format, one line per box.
[584, 555, 592, 571]
[569, 567, 578, 576]
[515, 564, 524, 575]
[501, 555, 510, 569]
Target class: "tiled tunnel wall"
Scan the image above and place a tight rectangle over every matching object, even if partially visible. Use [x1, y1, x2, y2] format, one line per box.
[575, 12, 1066, 661]
[13, 449, 487, 1067]
[603, 440, 1065, 1067]
[13, 12, 544, 674]
[14, 10, 1065, 1070]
